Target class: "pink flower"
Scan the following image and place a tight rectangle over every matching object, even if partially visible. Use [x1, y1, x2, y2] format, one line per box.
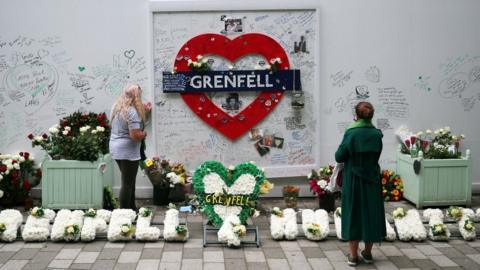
[144, 102, 152, 112]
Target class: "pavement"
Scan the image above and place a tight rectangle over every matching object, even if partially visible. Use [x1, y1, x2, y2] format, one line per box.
[1, 196, 480, 270]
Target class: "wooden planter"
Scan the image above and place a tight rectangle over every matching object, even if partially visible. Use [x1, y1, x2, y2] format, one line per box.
[41, 154, 114, 209]
[396, 145, 472, 208]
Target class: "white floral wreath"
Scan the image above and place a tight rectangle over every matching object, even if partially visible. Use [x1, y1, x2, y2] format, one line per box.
[81, 209, 112, 242]
[301, 209, 329, 241]
[393, 208, 426, 241]
[270, 208, 298, 240]
[423, 208, 450, 241]
[218, 215, 245, 247]
[22, 207, 56, 242]
[0, 209, 23, 242]
[51, 209, 84, 242]
[163, 208, 189, 242]
[107, 209, 137, 242]
[135, 207, 161, 242]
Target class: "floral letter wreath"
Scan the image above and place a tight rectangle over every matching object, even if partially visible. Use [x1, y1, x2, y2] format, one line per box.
[107, 209, 137, 242]
[163, 208, 189, 242]
[22, 207, 56, 242]
[270, 208, 298, 240]
[424, 208, 450, 241]
[0, 210, 23, 242]
[302, 209, 329, 241]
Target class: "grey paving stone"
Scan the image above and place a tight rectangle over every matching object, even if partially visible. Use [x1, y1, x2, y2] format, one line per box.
[182, 248, 203, 259]
[203, 250, 224, 262]
[437, 247, 465, 258]
[246, 262, 268, 270]
[308, 258, 333, 270]
[82, 241, 106, 252]
[0, 242, 24, 252]
[74, 251, 100, 264]
[279, 241, 301, 252]
[161, 251, 182, 263]
[429, 241, 451, 248]
[284, 251, 308, 264]
[0, 252, 15, 264]
[323, 250, 345, 262]
[452, 244, 478, 254]
[164, 242, 184, 251]
[181, 259, 202, 270]
[104, 242, 125, 249]
[415, 245, 442, 256]
[183, 238, 202, 249]
[412, 259, 439, 270]
[267, 258, 290, 270]
[450, 257, 480, 270]
[114, 262, 137, 270]
[394, 242, 414, 249]
[136, 259, 160, 270]
[373, 260, 399, 270]
[159, 262, 181, 270]
[260, 239, 281, 248]
[318, 241, 340, 251]
[223, 248, 245, 259]
[98, 249, 122, 260]
[0, 259, 28, 270]
[388, 256, 416, 269]
[379, 245, 403, 257]
[11, 248, 39, 260]
[262, 247, 286, 259]
[144, 241, 165, 249]
[22, 261, 51, 270]
[203, 262, 225, 270]
[31, 251, 58, 263]
[23, 243, 45, 249]
[118, 251, 141, 263]
[466, 254, 480, 264]
[141, 249, 163, 259]
[329, 261, 352, 270]
[297, 239, 319, 247]
[48, 259, 73, 268]
[289, 261, 313, 270]
[401, 248, 427, 260]
[301, 247, 324, 258]
[124, 242, 145, 251]
[41, 243, 65, 252]
[225, 258, 247, 270]
[244, 250, 266, 262]
[91, 259, 116, 270]
[55, 248, 81, 260]
[70, 263, 93, 269]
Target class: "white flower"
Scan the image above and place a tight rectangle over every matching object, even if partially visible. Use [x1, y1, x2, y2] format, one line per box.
[92, 130, 98, 134]
[452, 135, 457, 140]
[444, 126, 450, 132]
[49, 127, 59, 134]
[0, 189, 3, 198]
[121, 225, 130, 233]
[228, 165, 235, 171]
[302, 209, 329, 241]
[252, 210, 260, 218]
[187, 59, 193, 64]
[416, 131, 424, 137]
[439, 128, 444, 134]
[64, 126, 71, 131]
[249, 161, 256, 165]
[62, 130, 69, 135]
[162, 208, 186, 242]
[34, 136, 44, 142]
[18, 156, 25, 162]
[0, 175, 3, 181]
[67, 226, 75, 234]
[13, 163, 20, 170]
[461, 134, 465, 139]
[317, 180, 328, 189]
[426, 129, 432, 134]
[196, 55, 202, 60]
[96, 126, 105, 132]
[79, 127, 88, 133]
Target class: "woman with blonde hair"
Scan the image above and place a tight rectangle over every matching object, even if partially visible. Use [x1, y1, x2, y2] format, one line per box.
[109, 84, 147, 210]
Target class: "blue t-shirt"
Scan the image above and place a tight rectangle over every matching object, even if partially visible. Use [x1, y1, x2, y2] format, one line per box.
[109, 107, 143, 160]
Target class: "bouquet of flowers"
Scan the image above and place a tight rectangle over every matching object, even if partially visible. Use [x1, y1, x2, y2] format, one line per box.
[308, 165, 335, 198]
[28, 111, 110, 161]
[381, 170, 404, 201]
[282, 185, 300, 209]
[0, 152, 41, 207]
[143, 158, 188, 188]
[396, 126, 465, 159]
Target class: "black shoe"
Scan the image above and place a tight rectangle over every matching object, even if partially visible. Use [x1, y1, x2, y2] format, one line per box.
[347, 254, 359, 266]
[359, 250, 373, 264]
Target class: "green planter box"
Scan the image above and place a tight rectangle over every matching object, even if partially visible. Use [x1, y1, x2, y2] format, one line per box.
[41, 154, 114, 209]
[396, 145, 472, 208]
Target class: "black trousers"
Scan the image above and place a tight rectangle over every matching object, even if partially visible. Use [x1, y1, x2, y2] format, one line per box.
[115, 159, 139, 210]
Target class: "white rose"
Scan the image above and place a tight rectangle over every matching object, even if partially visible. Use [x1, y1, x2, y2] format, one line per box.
[64, 126, 71, 131]
[444, 126, 450, 132]
[426, 129, 432, 134]
[19, 156, 25, 162]
[439, 128, 444, 134]
[196, 54, 202, 60]
[91, 130, 98, 134]
[34, 136, 44, 142]
[31, 209, 37, 216]
[62, 130, 69, 135]
[0, 174, 3, 181]
[6, 164, 13, 170]
[13, 163, 20, 170]
[416, 131, 424, 137]
[452, 135, 457, 140]
[187, 59, 193, 64]
[49, 127, 59, 134]
[67, 226, 75, 234]
[96, 126, 105, 132]
[317, 180, 328, 189]
[0, 189, 3, 198]
[461, 134, 465, 139]
[228, 165, 235, 171]
[79, 127, 87, 133]
[121, 225, 130, 233]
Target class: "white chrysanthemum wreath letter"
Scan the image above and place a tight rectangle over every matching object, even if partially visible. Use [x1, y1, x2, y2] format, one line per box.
[107, 209, 137, 242]
[218, 215, 246, 247]
[81, 209, 112, 242]
[424, 208, 450, 241]
[302, 209, 329, 241]
[392, 208, 426, 242]
[163, 205, 189, 242]
[136, 207, 161, 241]
[51, 209, 84, 242]
[270, 207, 298, 240]
[22, 207, 56, 242]
[384, 218, 396, 241]
[334, 207, 343, 240]
[0, 209, 23, 242]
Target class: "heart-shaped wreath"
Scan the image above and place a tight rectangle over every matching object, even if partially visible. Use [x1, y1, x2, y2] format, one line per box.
[192, 161, 266, 227]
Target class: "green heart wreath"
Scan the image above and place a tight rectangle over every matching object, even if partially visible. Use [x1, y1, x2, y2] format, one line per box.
[192, 161, 266, 227]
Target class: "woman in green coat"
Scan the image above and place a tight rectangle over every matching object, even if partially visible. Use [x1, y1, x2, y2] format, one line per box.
[335, 102, 385, 266]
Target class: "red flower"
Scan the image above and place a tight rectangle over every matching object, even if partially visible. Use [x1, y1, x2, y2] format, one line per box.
[23, 180, 31, 191]
[19, 152, 24, 156]
[42, 133, 48, 139]
[12, 160, 17, 164]
[410, 136, 417, 145]
[24, 152, 30, 159]
[27, 133, 34, 140]
[404, 139, 410, 148]
[10, 171, 18, 180]
[100, 122, 106, 127]
[0, 164, 6, 172]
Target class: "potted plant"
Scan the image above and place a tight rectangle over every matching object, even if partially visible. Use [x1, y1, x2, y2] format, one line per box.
[142, 158, 188, 205]
[28, 111, 113, 209]
[396, 126, 471, 208]
[282, 185, 300, 209]
[308, 165, 336, 212]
